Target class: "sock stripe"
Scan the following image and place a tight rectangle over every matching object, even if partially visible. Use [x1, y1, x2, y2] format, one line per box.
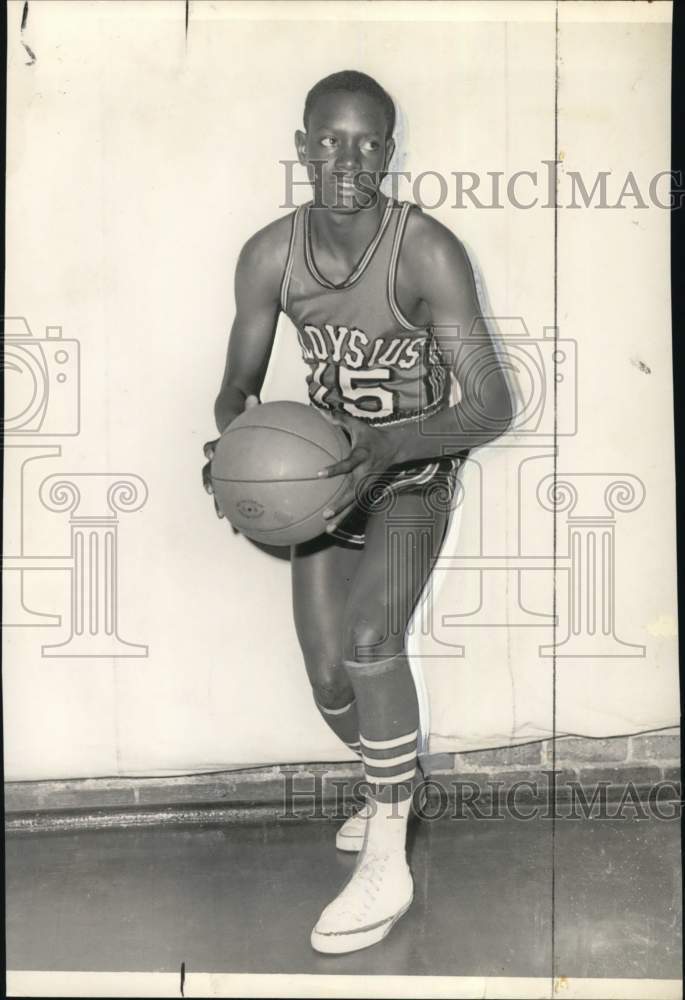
[362, 749, 417, 771]
[316, 699, 356, 717]
[361, 738, 417, 761]
[360, 729, 418, 751]
[367, 767, 416, 786]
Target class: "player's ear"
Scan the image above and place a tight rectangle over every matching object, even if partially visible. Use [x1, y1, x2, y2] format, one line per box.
[295, 129, 308, 165]
[383, 136, 396, 171]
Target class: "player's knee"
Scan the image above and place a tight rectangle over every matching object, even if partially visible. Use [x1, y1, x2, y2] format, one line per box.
[302, 653, 353, 709]
[311, 674, 354, 711]
[343, 609, 403, 664]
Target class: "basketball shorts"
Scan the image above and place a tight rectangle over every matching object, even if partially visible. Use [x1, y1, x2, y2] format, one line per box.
[331, 452, 468, 547]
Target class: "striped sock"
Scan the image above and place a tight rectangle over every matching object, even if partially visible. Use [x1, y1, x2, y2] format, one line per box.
[315, 697, 362, 757]
[360, 729, 418, 799]
[344, 652, 420, 802]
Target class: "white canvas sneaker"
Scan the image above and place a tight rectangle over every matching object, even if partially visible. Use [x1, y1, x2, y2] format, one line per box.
[335, 802, 372, 852]
[310, 848, 414, 954]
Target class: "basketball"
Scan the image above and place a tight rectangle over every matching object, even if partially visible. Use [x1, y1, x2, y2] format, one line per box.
[210, 401, 351, 545]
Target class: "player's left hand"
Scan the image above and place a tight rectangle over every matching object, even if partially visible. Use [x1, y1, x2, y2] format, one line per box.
[202, 438, 226, 520]
[317, 410, 400, 534]
[202, 395, 260, 531]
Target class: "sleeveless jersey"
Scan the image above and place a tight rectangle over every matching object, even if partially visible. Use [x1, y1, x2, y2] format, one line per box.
[279, 198, 450, 426]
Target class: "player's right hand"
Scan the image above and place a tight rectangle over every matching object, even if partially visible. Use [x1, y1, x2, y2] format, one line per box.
[202, 438, 225, 519]
[202, 394, 260, 523]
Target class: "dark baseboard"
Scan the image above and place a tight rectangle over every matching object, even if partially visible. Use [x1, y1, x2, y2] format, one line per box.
[6, 757, 680, 835]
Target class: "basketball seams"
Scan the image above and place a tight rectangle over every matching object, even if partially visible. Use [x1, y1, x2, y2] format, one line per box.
[218, 422, 346, 464]
[212, 474, 340, 484]
[212, 402, 351, 543]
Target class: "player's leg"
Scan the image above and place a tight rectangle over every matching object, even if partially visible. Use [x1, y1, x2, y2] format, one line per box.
[291, 534, 364, 757]
[343, 491, 450, 788]
[311, 488, 453, 954]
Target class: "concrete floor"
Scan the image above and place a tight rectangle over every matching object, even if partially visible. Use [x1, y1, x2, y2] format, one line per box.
[5, 810, 681, 978]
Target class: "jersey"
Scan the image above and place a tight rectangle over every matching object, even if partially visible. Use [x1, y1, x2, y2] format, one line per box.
[279, 197, 451, 426]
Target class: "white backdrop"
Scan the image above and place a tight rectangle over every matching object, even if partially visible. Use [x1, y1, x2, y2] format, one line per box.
[3, 1, 677, 780]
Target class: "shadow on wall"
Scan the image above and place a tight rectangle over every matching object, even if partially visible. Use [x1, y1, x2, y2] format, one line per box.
[247, 536, 292, 562]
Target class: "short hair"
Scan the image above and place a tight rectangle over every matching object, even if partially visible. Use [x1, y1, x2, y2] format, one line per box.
[303, 70, 396, 136]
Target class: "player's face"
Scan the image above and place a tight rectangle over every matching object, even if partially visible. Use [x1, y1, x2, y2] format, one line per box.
[295, 91, 395, 213]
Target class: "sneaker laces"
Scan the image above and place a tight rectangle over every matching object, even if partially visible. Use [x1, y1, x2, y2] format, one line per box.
[329, 850, 396, 923]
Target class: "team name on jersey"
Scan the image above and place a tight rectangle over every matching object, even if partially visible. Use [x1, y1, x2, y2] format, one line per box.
[297, 324, 425, 371]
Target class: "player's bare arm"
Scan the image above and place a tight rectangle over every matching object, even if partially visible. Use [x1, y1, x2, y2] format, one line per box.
[214, 216, 292, 430]
[202, 217, 290, 512]
[319, 210, 513, 532]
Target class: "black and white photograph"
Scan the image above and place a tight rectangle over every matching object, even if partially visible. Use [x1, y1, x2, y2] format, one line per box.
[3, 1, 681, 997]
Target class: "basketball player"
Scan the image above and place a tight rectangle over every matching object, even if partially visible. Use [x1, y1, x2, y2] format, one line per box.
[203, 71, 512, 954]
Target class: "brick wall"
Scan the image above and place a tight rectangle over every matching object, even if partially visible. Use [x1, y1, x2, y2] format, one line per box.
[5, 730, 680, 830]
[425, 731, 681, 789]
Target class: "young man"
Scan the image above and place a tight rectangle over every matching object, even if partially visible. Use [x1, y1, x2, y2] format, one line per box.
[203, 70, 512, 954]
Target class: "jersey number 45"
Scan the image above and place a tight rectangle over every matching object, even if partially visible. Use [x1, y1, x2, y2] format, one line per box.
[310, 362, 397, 419]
